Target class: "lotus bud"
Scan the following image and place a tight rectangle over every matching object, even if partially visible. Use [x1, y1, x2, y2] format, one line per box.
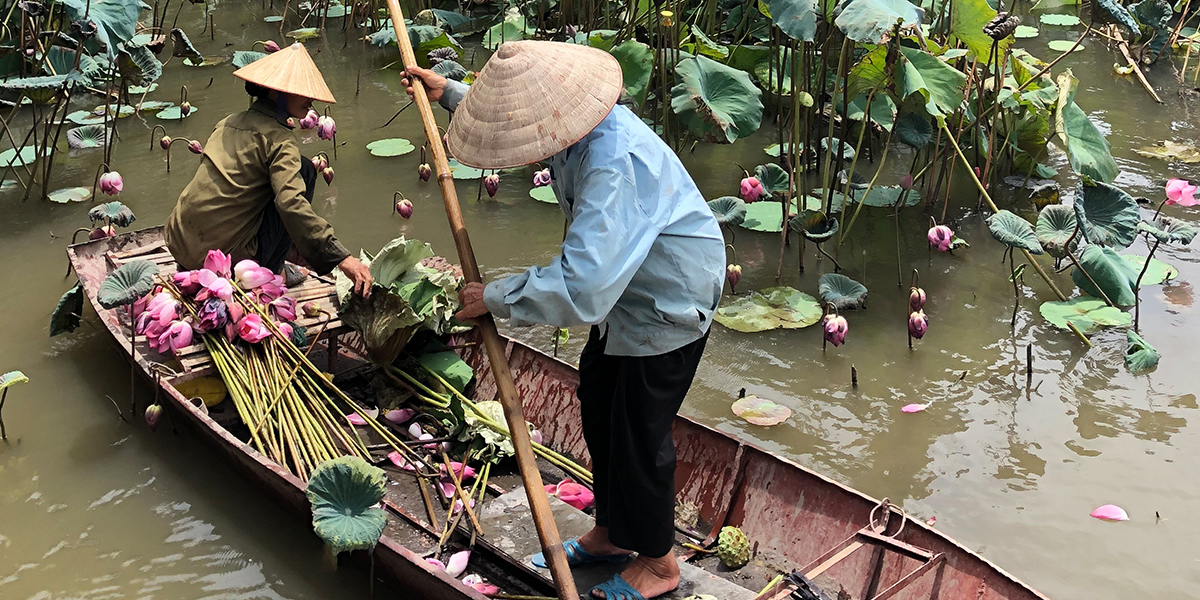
[927, 224, 954, 252]
[145, 404, 163, 430]
[726, 264, 742, 292]
[316, 115, 336, 140]
[188, 140, 203, 154]
[98, 171, 123, 195]
[908, 310, 928, 339]
[180, 101, 192, 117]
[530, 428, 543, 444]
[89, 226, 115, 240]
[532, 168, 551, 187]
[312, 154, 328, 172]
[322, 166, 335, 185]
[159, 136, 171, 150]
[299, 109, 319, 130]
[909, 287, 926, 312]
[197, 297, 230, 331]
[263, 40, 280, 53]
[418, 163, 432, 181]
[159, 320, 194, 353]
[900, 174, 914, 191]
[823, 314, 848, 347]
[396, 198, 414, 219]
[271, 296, 298, 322]
[301, 301, 322, 318]
[484, 173, 499, 197]
[740, 176, 765, 203]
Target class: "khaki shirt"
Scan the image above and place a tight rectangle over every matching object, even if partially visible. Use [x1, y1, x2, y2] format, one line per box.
[164, 99, 349, 275]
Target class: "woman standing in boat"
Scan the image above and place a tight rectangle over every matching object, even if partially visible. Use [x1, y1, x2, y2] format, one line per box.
[404, 41, 725, 600]
[164, 43, 373, 297]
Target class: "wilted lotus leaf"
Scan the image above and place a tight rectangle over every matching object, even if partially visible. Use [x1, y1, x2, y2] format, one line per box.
[1134, 140, 1200, 163]
[50, 284, 84, 336]
[1137, 218, 1197, 245]
[118, 44, 162, 85]
[1123, 254, 1177, 285]
[708, 196, 747, 226]
[1029, 182, 1060, 208]
[818, 273, 867, 309]
[231, 51, 267, 68]
[365, 138, 416, 157]
[97, 260, 158, 309]
[732, 395, 791, 426]
[714, 286, 822, 332]
[987, 210, 1043, 254]
[305, 456, 388, 555]
[170, 28, 203, 62]
[431, 59, 468, 81]
[1125, 330, 1159, 374]
[89, 201, 136, 227]
[66, 125, 108, 149]
[47, 187, 92, 203]
[1038, 297, 1130, 334]
[287, 27, 321, 42]
[182, 56, 228, 67]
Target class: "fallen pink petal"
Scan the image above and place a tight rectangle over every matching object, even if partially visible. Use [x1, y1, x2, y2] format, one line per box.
[1090, 504, 1130, 521]
[901, 403, 928, 413]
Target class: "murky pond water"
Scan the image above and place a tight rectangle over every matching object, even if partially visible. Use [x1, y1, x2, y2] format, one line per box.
[3, 3, 1200, 599]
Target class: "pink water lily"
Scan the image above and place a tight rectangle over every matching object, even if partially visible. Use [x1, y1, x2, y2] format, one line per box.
[928, 225, 954, 252]
[1165, 178, 1198, 207]
[204, 249, 232, 278]
[384, 408, 415, 424]
[545, 478, 594, 511]
[299, 109, 319, 130]
[237, 313, 272, 343]
[462, 574, 499, 595]
[901, 403, 928, 413]
[157, 320, 194, 354]
[740, 176, 765, 203]
[197, 269, 233, 300]
[1090, 504, 1130, 521]
[533, 168, 551, 187]
[316, 115, 336, 141]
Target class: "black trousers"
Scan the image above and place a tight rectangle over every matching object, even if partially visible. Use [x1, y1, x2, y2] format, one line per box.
[255, 158, 318, 273]
[577, 326, 708, 558]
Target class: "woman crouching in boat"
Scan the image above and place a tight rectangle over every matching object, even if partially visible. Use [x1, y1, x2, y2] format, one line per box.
[164, 42, 372, 298]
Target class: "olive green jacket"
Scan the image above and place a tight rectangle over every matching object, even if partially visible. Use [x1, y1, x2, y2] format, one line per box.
[164, 99, 349, 274]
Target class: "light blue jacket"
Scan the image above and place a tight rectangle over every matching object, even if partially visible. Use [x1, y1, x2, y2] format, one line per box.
[441, 81, 725, 356]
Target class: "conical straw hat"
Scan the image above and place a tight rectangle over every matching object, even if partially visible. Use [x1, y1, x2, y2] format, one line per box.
[232, 42, 336, 104]
[446, 41, 622, 169]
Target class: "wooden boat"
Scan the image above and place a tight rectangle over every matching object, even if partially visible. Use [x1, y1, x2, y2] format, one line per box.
[67, 226, 1050, 600]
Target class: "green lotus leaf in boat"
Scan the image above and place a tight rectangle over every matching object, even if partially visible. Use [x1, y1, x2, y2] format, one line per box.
[1039, 297, 1130, 333]
[714, 286, 823, 332]
[97, 260, 159, 309]
[306, 456, 388, 555]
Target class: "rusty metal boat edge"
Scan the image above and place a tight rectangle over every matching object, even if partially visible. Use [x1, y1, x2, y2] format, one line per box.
[68, 228, 1051, 600]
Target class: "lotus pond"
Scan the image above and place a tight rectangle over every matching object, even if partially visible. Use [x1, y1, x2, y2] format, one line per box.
[3, 0, 1200, 597]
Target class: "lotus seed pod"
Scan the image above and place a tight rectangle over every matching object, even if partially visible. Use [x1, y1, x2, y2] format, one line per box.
[716, 526, 750, 569]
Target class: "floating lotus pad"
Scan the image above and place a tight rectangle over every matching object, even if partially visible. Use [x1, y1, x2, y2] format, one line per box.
[740, 199, 797, 232]
[1048, 40, 1085, 52]
[183, 56, 228, 67]
[287, 28, 321, 42]
[232, 51, 268, 68]
[1040, 13, 1082, 26]
[365, 138, 416, 157]
[305, 456, 388, 554]
[818, 273, 867, 309]
[731, 395, 791, 426]
[987, 210, 1043, 254]
[1014, 25, 1040, 38]
[1125, 330, 1159, 374]
[0, 371, 28, 391]
[1072, 245, 1139, 307]
[97, 260, 159, 309]
[1134, 140, 1200, 163]
[1039, 297, 1131, 333]
[529, 186, 558, 204]
[50, 284, 84, 336]
[1124, 254, 1177, 285]
[0, 146, 41, 168]
[447, 159, 484, 180]
[155, 106, 198, 120]
[128, 83, 158, 94]
[713, 286, 823, 332]
[708, 196, 747, 226]
[66, 110, 107, 125]
[47, 187, 92, 203]
[263, 15, 284, 22]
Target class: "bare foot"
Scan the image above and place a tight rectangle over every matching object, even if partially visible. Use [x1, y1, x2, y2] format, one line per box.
[577, 526, 633, 558]
[592, 552, 680, 599]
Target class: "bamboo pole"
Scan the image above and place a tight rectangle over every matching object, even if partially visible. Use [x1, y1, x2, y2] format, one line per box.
[381, 2, 578, 598]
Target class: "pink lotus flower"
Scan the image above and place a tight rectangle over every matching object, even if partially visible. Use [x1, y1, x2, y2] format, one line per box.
[740, 176, 765, 203]
[462, 574, 499, 595]
[909, 287, 926, 312]
[254, 281, 286, 304]
[900, 173, 914, 191]
[98, 171, 123, 195]
[908, 310, 928, 339]
[89, 225, 116, 240]
[224, 302, 244, 342]
[387, 451, 416, 471]
[1090, 504, 1129, 521]
[532, 168, 551, 187]
[901, 403, 928, 413]
[196, 297, 229, 331]
[271, 296, 298, 322]
[441, 462, 477, 481]
[408, 423, 424, 438]
[312, 154, 328, 171]
[157, 320, 194, 354]
[173, 270, 202, 296]
[197, 269, 233, 300]
[145, 404, 163, 430]
[143, 319, 168, 348]
[322, 166, 335, 185]
[1165, 178, 1198, 207]
[188, 140, 203, 154]
[237, 313, 272, 343]
[530, 428, 543, 445]
[299, 110, 320, 130]
[396, 198, 414, 219]
[135, 312, 156, 335]
[484, 173, 499, 197]
[204, 250, 232, 278]
[316, 115, 336, 140]
[263, 40, 280, 53]
[823, 314, 848, 347]
[148, 298, 181, 325]
[545, 478, 594, 511]
[233, 259, 260, 280]
[927, 224, 954, 252]
[418, 163, 432, 181]
[233, 265, 273, 290]
[275, 321, 294, 341]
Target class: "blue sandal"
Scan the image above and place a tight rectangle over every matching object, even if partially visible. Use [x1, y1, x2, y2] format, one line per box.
[589, 573, 665, 600]
[531, 538, 630, 568]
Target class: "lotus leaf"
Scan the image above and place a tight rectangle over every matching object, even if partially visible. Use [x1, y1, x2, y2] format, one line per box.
[685, 25, 730, 60]
[1134, 140, 1200, 163]
[1035, 204, 1078, 258]
[231, 51, 267, 68]
[366, 138, 416, 157]
[51, 284, 84, 336]
[66, 110, 106, 125]
[182, 56, 228, 67]
[1054, 72, 1119, 183]
[843, 93, 896, 131]
[895, 111, 933, 148]
[90, 201, 136, 227]
[339, 290, 425, 365]
[1073, 180, 1139, 248]
[1039, 297, 1130, 333]
[428, 9, 484, 34]
[263, 15, 284, 22]
[118, 43, 162, 85]
[607, 40, 652, 105]
[170, 28, 203, 62]
[792, 210, 840, 241]
[1040, 13, 1082, 26]
[671, 56, 764, 144]
[740, 199, 798, 232]
[134, 100, 173, 112]
[464, 400, 516, 457]
[97, 260, 159, 309]
[1030, 182, 1060, 208]
[418, 350, 473, 393]
[530, 186, 558, 204]
[764, 143, 802, 158]
[1072, 245, 1139, 307]
[155, 105, 197, 120]
[1130, 0, 1173, 57]
[987, 210, 1043, 254]
[0, 146, 41, 168]
[708, 196, 747, 226]
[845, 45, 888, 105]
[431, 59, 468, 81]
[1124, 254, 1177, 285]
[0, 73, 79, 104]
[66, 125, 108, 149]
[411, 27, 463, 66]
[128, 83, 157, 94]
[44, 46, 103, 86]
[447, 159, 484, 180]
[834, 0, 924, 45]
[482, 14, 534, 50]
[818, 273, 867, 309]
[62, 0, 142, 56]
[766, 0, 819, 42]
[754, 163, 790, 198]
[950, 0, 1012, 63]
[367, 237, 435, 290]
[287, 28, 321, 42]
[1125, 330, 1159, 374]
[714, 287, 822, 332]
[820, 137, 855, 160]
[898, 46, 967, 119]
[48, 187, 92, 203]
[1014, 25, 1040, 38]
[731, 395, 791, 426]
[754, 50, 794, 94]
[814, 185, 920, 209]
[1137, 218, 1197, 245]
[577, 29, 620, 51]
[305, 456, 388, 554]
[0, 371, 28, 390]
[1048, 39, 1085, 52]
[1096, 0, 1141, 32]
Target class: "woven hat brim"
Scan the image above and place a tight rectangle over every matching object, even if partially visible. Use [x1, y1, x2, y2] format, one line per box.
[233, 43, 337, 104]
[446, 41, 622, 169]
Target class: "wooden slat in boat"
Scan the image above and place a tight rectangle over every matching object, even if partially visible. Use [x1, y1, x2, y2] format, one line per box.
[68, 228, 1051, 600]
